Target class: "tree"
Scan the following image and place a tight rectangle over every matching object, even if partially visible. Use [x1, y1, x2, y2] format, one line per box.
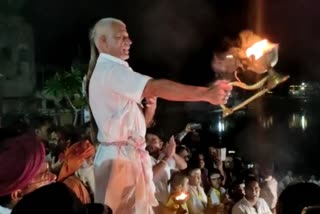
[43, 67, 87, 126]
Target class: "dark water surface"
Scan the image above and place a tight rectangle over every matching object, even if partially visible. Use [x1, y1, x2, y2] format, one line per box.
[157, 95, 320, 176]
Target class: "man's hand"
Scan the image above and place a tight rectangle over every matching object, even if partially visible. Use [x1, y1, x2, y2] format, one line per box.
[144, 97, 157, 127]
[145, 97, 157, 109]
[184, 123, 193, 133]
[163, 136, 176, 158]
[205, 80, 232, 105]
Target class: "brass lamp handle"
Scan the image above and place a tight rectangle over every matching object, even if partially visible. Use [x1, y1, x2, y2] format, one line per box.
[230, 76, 268, 90]
[220, 69, 289, 117]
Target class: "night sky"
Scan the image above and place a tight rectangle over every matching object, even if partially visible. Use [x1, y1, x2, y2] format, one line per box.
[19, 0, 246, 83]
[17, 0, 320, 85]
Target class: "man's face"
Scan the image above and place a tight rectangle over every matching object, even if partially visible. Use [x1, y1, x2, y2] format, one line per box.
[36, 123, 51, 142]
[198, 154, 205, 169]
[146, 133, 163, 153]
[189, 169, 201, 186]
[107, 22, 132, 60]
[224, 156, 234, 169]
[178, 149, 190, 162]
[245, 181, 260, 201]
[208, 146, 218, 160]
[22, 162, 56, 195]
[48, 131, 59, 145]
[210, 173, 221, 189]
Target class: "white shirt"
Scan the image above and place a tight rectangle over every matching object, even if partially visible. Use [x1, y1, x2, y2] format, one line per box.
[260, 177, 278, 209]
[0, 206, 11, 214]
[232, 197, 272, 214]
[150, 155, 176, 204]
[188, 185, 207, 214]
[89, 53, 151, 144]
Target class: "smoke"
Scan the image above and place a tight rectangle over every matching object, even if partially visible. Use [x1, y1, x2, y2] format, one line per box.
[212, 30, 257, 73]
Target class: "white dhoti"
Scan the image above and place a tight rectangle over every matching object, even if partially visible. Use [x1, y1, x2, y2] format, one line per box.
[94, 136, 158, 214]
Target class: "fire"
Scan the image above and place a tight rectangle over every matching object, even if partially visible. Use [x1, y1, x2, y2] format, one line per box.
[246, 39, 269, 60]
[175, 192, 188, 201]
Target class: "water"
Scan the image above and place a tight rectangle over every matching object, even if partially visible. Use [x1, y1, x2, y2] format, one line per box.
[212, 96, 320, 176]
[157, 95, 320, 177]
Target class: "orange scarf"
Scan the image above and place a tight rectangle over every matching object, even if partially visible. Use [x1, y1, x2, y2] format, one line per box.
[58, 140, 95, 181]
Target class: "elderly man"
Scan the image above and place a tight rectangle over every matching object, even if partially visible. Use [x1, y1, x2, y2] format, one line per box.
[0, 131, 56, 213]
[58, 140, 95, 203]
[87, 18, 232, 213]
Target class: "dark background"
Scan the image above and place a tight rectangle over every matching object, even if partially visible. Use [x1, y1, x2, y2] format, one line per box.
[19, 0, 320, 83]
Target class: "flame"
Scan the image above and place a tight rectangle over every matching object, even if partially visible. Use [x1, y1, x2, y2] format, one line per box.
[175, 192, 188, 201]
[246, 39, 269, 60]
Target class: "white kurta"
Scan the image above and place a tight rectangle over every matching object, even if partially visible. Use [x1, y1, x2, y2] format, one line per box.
[89, 53, 157, 213]
[232, 197, 272, 214]
[188, 185, 207, 214]
[260, 177, 278, 209]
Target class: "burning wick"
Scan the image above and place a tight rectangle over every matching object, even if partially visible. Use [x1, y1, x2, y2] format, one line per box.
[246, 39, 268, 60]
[175, 192, 188, 201]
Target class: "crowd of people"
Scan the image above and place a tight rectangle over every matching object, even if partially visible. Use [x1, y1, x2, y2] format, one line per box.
[1, 117, 320, 214]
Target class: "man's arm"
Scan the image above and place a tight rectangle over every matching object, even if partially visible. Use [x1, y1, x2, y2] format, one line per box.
[142, 79, 232, 105]
[175, 123, 198, 143]
[152, 156, 170, 180]
[172, 153, 187, 170]
[152, 137, 176, 180]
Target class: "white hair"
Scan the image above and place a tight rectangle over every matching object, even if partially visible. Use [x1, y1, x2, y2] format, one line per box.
[90, 18, 125, 47]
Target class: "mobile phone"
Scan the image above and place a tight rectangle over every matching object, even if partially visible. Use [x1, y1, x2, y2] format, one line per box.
[218, 148, 226, 161]
[189, 123, 202, 130]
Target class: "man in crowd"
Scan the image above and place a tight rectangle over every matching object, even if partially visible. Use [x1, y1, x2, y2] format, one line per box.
[232, 176, 271, 214]
[87, 17, 232, 213]
[259, 163, 278, 212]
[30, 116, 53, 145]
[146, 132, 187, 212]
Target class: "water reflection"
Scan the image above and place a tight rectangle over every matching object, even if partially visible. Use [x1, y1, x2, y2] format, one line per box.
[259, 115, 274, 129]
[218, 119, 225, 132]
[257, 113, 308, 131]
[177, 96, 320, 174]
[289, 113, 308, 131]
[209, 115, 230, 134]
